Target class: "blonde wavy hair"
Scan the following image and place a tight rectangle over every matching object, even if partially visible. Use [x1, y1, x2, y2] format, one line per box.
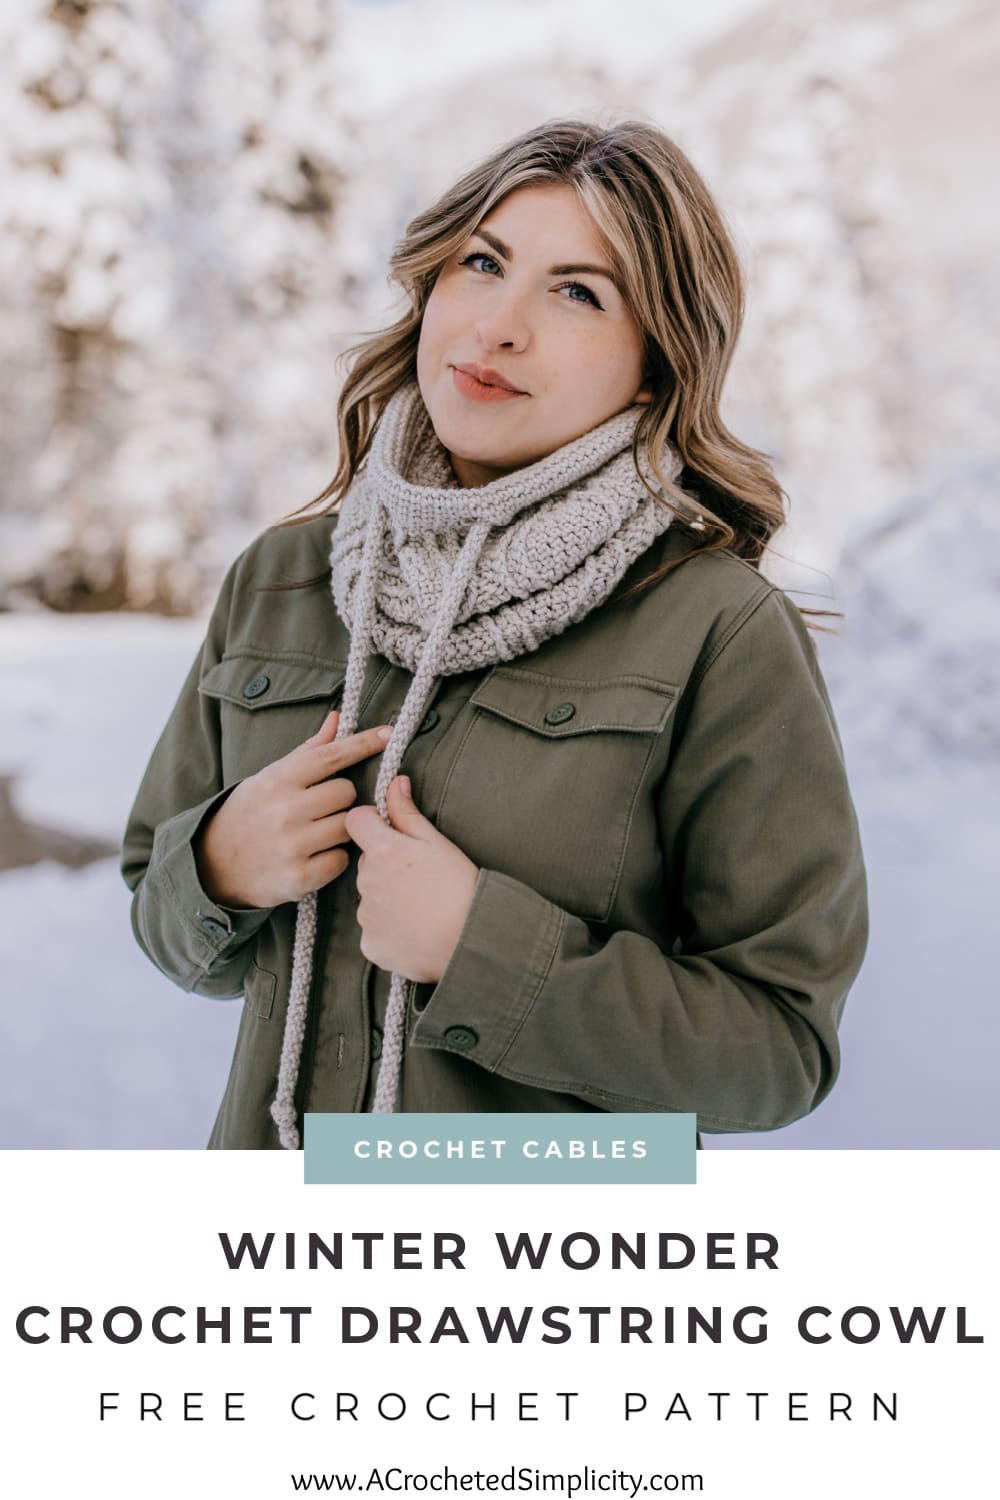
[274, 114, 790, 602]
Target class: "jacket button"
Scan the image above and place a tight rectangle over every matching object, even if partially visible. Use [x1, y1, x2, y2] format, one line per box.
[418, 709, 440, 734]
[370, 1027, 383, 1061]
[444, 1025, 478, 1051]
[200, 915, 230, 938]
[544, 701, 576, 725]
[243, 674, 270, 700]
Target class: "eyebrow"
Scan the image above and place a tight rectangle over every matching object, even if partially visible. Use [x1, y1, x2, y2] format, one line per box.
[470, 226, 620, 289]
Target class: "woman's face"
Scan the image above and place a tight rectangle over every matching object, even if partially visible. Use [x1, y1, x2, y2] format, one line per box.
[416, 183, 652, 487]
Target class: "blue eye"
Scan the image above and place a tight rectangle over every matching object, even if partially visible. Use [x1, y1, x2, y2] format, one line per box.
[457, 252, 603, 310]
[560, 281, 603, 309]
[459, 252, 501, 275]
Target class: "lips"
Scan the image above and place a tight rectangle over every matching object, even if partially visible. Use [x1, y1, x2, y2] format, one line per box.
[450, 365, 527, 407]
[452, 362, 526, 394]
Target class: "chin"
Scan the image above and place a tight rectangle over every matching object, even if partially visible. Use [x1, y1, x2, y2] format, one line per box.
[432, 412, 516, 458]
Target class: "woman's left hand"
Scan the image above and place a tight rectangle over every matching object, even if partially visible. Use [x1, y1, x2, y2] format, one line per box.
[343, 776, 481, 983]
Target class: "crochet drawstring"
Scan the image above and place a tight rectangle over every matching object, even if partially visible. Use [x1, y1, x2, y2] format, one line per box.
[368, 516, 491, 1113]
[270, 503, 492, 1146]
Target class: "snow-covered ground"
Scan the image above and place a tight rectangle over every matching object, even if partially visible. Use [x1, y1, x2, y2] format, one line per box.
[1, 605, 996, 1150]
[0, 613, 243, 1148]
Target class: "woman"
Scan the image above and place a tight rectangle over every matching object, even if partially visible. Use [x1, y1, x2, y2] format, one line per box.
[121, 117, 868, 1150]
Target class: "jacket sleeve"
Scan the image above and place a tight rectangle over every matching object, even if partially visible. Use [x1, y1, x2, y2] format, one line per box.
[120, 550, 274, 999]
[410, 587, 869, 1133]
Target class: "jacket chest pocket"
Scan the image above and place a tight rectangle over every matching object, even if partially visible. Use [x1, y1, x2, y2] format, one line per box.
[198, 650, 347, 786]
[436, 667, 679, 923]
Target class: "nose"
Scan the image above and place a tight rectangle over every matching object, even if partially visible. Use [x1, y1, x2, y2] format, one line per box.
[473, 285, 531, 353]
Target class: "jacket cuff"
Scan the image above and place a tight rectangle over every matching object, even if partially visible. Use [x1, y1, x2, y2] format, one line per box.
[146, 786, 274, 972]
[409, 868, 563, 1071]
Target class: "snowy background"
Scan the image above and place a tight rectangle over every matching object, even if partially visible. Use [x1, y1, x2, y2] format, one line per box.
[1, 0, 997, 1148]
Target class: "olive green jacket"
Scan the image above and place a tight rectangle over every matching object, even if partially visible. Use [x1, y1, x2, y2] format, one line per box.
[120, 515, 868, 1149]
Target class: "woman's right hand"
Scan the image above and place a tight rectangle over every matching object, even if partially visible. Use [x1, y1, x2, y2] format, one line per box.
[192, 709, 393, 910]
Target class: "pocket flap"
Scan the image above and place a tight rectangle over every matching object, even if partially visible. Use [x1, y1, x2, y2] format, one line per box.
[199, 651, 346, 710]
[469, 666, 678, 737]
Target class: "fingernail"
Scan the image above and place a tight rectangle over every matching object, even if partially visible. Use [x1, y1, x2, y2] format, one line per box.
[400, 775, 411, 796]
[377, 726, 392, 741]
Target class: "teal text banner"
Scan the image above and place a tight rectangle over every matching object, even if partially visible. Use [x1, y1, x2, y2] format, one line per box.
[303, 1113, 696, 1185]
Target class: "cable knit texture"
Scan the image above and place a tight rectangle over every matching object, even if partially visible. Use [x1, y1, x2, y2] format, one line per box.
[270, 376, 680, 1147]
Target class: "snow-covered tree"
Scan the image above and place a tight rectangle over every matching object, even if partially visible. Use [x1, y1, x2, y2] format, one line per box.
[0, 0, 349, 611]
